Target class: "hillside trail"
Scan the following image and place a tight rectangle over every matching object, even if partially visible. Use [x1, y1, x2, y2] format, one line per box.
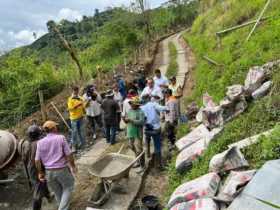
[139, 30, 196, 204]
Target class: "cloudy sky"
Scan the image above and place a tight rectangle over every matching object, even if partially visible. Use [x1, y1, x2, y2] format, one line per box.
[0, 0, 166, 51]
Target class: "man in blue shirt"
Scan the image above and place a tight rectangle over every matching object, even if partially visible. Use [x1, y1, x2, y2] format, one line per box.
[115, 74, 127, 99]
[141, 94, 169, 170]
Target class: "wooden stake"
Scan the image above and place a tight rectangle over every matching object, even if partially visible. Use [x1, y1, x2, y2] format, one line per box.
[203, 55, 222, 66]
[38, 90, 46, 122]
[246, 0, 271, 42]
[216, 16, 271, 36]
[50, 102, 72, 131]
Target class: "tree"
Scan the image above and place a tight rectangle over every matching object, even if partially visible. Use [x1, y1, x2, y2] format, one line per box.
[46, 21, 84, 80]
[132, 0, 152, 41]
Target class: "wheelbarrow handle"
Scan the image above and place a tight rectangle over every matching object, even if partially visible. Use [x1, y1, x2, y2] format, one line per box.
[117, 144, 125, 154]
[129, 151, 145, 168]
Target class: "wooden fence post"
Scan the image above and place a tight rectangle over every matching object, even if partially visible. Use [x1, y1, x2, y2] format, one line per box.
[38, 90, 46, 122]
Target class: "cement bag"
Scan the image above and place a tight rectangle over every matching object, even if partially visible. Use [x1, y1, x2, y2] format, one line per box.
[196, 108, 203, 123]
[170, 198, 219, 210]
[175, 124, 211, 151]
[252, 81, 272, 99]
[217, 170, 256, 202]
[226, 85, 244, 101]
[167, 173, 220, 209]
[209, 146, 249, 173]
[244, 66, 266, 94]
[202, 106, 224, 129]
[203, 93, 216, 108]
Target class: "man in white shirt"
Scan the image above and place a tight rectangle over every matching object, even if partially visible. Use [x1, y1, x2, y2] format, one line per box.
[140, 79, 163, 100]
[153, 69, 169, 90]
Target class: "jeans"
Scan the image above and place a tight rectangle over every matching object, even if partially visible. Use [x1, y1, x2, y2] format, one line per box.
[71, 117, 85, 147]
[145, 128, 161, 155]
[87, 115, 105, 137]
[165, 122, 177, 146]
[105, 125, 117, 144]
[46, 168, 74, 210]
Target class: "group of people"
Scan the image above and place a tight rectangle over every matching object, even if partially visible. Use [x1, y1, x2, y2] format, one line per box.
[20, 69, 182, 210]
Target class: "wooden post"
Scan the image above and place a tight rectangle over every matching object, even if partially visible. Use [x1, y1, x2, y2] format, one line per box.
[216, 16, 271, 37]
[124, 57, 127, 73]
[246, 0, 271, 42]
[38, 90, 46, 122]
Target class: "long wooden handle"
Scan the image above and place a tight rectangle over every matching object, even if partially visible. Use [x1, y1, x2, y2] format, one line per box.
[50, 102, 72, 130]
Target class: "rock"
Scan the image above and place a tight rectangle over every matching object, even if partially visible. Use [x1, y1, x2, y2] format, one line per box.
[228, 160, 280, 210]
[209, 147, 249, 173]
[216, 170, 256, 202]
[170, 198, 219, 210]
[167, 173, 220, 209]
[252, 81, 272, 99]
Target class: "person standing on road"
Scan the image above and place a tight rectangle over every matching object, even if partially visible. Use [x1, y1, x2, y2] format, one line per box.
[122, 89, 137, 121]
[101, 90, 120, 145]
[67, 86, 85, 151]
[35, 121, 77, 210]
[115, 74, 127, 99]
[84, 90, 104, 141]
[140, 79, 163, 100]
[164, 89, 179, 152]
[153, 69, 169, 90]
[124, 96, 145, 169]
[19, 125, 52, 210]
[141, 94, 169, 170]
[169, 76, 182, 96]
[113, 84, 123, 131]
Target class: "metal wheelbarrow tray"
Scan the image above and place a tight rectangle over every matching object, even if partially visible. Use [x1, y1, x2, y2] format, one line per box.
[88, 151, 144, 181]
[88, 148, 144, 207]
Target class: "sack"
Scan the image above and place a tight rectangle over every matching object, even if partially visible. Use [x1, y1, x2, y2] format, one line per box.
[244, 66, 266, 94]
[170, 198, 219, 210]
[176, 124, 211, 152]
[167, 173, 220, 209]
[217, 170, 256, 202]
[252, 81, 272, 99]
[226, 85, 244, 101]
[209, 147, 249, 173]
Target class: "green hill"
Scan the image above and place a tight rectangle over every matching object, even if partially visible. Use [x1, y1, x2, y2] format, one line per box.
[166, 0, 280, 199]
[0, 2, 198, 128]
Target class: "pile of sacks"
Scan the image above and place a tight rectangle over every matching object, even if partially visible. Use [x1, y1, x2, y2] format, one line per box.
[196, 60, 279, 130]
[166, 171, 256, 210]
[174, 60, 278, 173]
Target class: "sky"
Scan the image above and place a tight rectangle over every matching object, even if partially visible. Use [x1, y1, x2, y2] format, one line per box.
[0, 0, 166, 52]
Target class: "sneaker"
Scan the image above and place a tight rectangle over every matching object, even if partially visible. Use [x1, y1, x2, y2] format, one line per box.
[93, 134, 97, 140]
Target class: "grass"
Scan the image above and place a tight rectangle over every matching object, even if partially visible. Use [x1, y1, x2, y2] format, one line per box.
[166, 42, 178, 78]
[164, 0, 280, 202]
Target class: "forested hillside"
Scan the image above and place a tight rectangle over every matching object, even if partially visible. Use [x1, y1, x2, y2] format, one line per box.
[0, 1, 198, 128]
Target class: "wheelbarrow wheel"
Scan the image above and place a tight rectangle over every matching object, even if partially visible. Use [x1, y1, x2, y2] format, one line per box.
[88, 181, 112, 207]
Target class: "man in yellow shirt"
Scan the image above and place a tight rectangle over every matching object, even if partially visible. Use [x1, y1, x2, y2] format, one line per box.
[67, 86, 85, 152]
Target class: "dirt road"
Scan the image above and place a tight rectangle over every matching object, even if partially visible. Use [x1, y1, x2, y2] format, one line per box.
[140, 30, 195, 204]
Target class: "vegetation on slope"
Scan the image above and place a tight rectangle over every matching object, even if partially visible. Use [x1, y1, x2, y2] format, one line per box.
[0, 1, 199, 128]
[166, 42, 178, 78]
[165, 0, 280, 200]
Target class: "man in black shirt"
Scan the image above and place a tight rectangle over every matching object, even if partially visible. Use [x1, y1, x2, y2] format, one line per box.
[101, 90, 120, 145]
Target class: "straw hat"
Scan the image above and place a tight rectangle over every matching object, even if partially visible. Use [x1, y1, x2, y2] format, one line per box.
[129, 96, 141, 106]
[43, 120, 58, 129]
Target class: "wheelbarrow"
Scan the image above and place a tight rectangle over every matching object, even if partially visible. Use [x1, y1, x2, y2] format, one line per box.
[88, 145, 144, 207]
